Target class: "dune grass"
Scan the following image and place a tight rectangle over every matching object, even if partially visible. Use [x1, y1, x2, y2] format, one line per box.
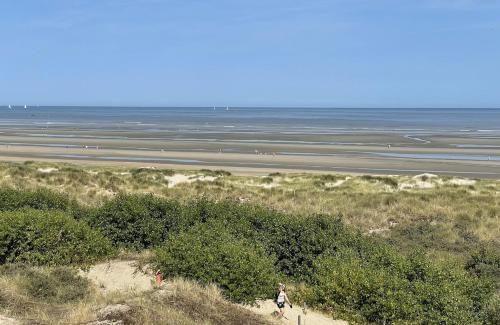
[0, 264, 273, 325]
[1, 161, 498, 259]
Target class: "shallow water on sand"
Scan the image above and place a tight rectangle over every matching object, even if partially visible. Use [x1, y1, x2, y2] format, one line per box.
[369, 152, 500, 161]
[1, 107, 499, 177]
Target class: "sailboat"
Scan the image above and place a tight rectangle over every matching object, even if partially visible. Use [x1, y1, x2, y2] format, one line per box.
[8, 105, 11, 109]
[24, 105, 27, 109]
[226, 106, 229, 111]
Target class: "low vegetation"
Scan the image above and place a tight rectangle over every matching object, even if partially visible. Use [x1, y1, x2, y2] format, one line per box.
[0, 265, 271, 325]
[0, 161, 498, 324]
[1, 161, 498, 250]
[22, 267, 91, 303]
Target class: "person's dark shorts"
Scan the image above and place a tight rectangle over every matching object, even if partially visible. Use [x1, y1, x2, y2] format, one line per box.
[277, 302, 285, 309]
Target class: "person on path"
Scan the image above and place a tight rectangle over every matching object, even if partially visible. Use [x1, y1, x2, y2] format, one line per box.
[275, 283, 292, 319]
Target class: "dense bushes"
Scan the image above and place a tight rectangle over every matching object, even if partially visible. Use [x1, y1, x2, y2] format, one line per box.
[0, 188, 497, 323]
[147, 198, 497, 322]
[177, 200, 359, 281]
[483, 293, 500, 325]
[150, 199, 497, 322]
[86, 194, 186, 249]
[153, 221, 278, 303]
[0, 210, 113, 265]
[245, 214, 358, 281]
[465, 241, 500, 288]
[0, 188, 73, 211]
[308, 255, 418, 322]
[306, 252, 492, 324]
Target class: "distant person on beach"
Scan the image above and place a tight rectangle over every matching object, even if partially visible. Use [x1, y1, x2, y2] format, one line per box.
[275, 283, 292, 319]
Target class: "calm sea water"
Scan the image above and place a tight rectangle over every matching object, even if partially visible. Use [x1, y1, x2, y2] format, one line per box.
[1, 106, 499, 136]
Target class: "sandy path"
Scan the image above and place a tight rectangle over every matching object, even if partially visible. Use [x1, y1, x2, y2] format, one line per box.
[247, 300, 348, 325]
[81, 260, 153, 293]
[81, 260, 348, 324]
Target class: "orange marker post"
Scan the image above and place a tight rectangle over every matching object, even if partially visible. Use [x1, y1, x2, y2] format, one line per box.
[155, 270, 163, 286]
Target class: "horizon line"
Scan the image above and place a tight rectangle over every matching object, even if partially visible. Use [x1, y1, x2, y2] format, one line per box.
[2, 105, 500, 110]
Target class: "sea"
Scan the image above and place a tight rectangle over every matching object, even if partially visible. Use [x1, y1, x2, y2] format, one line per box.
[1, 106, 500, 176]
[1, 106, 500, 138]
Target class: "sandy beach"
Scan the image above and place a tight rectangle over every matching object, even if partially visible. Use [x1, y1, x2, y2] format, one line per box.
[1, 106, 500, 178]
[0, 132, 499, 178]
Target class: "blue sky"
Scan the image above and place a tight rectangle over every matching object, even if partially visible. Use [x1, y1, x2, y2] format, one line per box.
[1, 0, 499, 107]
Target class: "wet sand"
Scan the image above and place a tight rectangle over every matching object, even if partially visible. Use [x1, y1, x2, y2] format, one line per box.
[0, 132, 499, 178]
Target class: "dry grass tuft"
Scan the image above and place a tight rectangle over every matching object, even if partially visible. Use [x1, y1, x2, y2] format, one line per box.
[0, 264, 275, 325]
[134, 278, 273, 325]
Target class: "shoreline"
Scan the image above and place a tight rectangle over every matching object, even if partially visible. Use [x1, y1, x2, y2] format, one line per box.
[1, 142, 499, 178]
[0, 121, 499, 179]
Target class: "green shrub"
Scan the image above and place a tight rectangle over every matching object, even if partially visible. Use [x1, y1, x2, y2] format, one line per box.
[361, 175, 398, 188]
[307, 251, 492, 324]
[23, 267, 90, 303]
[183, 198, 243, 224]
[465, 242, 500, 288]
[181, 200, 408, 284]
[200, 169, 231, 176]
[0, 188, 73, 211]
[309, 255, 419, 322]
[130, 167, 175, 177]
[129, 168, 173, 186]
[261, 176, 273, 184]
[319, 174, 340, 182]
[182, 200, 359, 281]
[153, 222, 279, 304]
[0, 210, 113, 265]
[248, 214, 357, 281]
[88, 194, 185, 249]
[482, 293, 500, 325]
[0, 190, 493, 323]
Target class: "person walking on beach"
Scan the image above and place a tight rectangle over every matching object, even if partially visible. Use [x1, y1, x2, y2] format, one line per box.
[275, 283, 292, 319]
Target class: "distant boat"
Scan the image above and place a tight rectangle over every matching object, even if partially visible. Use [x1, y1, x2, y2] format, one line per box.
[226, 106, 229, 111]
[8, 105, 11, 109]
[24, 105, 27, 109]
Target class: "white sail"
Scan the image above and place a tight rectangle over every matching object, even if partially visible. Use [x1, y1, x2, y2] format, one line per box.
[24, 105, 27, 109]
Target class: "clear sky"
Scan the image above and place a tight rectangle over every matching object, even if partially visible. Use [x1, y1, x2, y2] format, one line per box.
[1, 0, 499, 107]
